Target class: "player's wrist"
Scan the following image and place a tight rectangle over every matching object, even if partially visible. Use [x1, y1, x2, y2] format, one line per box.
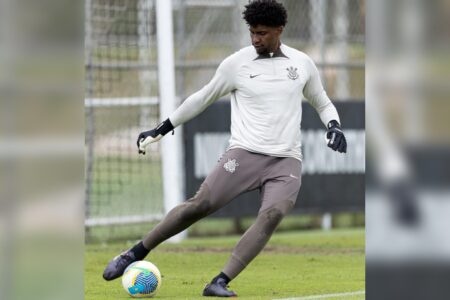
[327, 120, 341, 130]
[155, 118, 175, 136]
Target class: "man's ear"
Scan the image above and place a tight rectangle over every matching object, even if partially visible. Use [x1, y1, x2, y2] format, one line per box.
[278, 26, 284, 35]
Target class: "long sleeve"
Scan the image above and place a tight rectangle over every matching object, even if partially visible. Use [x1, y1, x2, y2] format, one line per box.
[303, 58, 340, 126]
[169, 56, 236, 127]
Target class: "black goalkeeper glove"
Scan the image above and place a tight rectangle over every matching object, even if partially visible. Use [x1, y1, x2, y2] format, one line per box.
[137, 118, 174, 155]
[326, 120, 347, 153]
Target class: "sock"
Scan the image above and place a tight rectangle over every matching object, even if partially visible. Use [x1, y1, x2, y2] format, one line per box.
[211, 272, 231, 284]
[130, 241, 150, 260]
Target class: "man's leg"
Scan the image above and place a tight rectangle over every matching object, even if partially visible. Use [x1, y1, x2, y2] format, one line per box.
[216, 158, 302, 284]
[103, 149, 261, 281]
[142, 182, 213, 250]
[203, 197, 295, 297]
[103, 183, 218, 281]
[222, 199, 294, 278]
[141, 149, 262, 251]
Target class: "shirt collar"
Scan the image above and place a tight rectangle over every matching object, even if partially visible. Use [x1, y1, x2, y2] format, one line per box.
[254, 45, 289, 60]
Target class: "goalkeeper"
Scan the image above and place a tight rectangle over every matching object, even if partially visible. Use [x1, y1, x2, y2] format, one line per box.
[103, 0, 347, 297]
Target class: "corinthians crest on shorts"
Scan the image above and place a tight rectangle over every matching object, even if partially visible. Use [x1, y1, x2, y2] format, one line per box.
[223, 158, 239, 173]
[286, 66, 299, 80]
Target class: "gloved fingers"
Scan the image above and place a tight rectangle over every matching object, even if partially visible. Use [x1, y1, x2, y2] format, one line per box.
[137, 133, 147, 155]
[326, 128, 347, 153]
[331, 134, 342, 151]
[335, 136, 346, 153]
[334, 133, 343, 151]
[138, 135, 162, 155]
[137, 133, 144, 149]
[326, 130, 333, 140]
[138, 136, 151, 154]
[138, 138, 146, 155]
[340, 137, 348, 153]
[327, 132, 336, 148]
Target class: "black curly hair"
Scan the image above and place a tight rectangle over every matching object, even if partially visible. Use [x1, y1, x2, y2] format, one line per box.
[242, 0, 287, 27]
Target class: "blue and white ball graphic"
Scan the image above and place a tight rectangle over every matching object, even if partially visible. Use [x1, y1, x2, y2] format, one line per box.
[122, 261, 161, 298]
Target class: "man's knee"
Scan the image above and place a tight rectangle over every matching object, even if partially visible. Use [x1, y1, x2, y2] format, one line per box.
[258, 200, 294, 234]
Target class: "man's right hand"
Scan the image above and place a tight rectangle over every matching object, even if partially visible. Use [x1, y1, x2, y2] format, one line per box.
[137, 129, 162, 155]
[137, 118, 174, 155]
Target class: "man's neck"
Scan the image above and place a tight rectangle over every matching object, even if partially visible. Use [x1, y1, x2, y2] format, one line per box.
[268, 41, 281, 53]
[254, 42, 288, 60]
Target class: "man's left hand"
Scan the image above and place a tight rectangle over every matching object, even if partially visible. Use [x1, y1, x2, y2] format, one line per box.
[326, 120, 347, 153]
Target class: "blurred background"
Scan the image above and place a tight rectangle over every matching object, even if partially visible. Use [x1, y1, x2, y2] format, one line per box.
[0, 0, 84, 299]
[366, 0, 450, 299]
[84, 0, 365, 243]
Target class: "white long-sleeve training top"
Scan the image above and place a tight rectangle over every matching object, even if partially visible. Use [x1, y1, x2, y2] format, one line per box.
[169, 44, 340, 161]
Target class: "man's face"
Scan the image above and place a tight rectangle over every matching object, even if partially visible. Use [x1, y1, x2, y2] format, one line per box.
[249, 25, 283, 55]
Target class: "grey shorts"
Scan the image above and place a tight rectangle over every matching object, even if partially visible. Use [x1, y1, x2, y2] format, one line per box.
[203, 148, 302, 213]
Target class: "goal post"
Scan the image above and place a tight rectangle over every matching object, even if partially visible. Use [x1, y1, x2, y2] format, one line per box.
[156, 0, 186, 242]
[84, 0, 186, 242]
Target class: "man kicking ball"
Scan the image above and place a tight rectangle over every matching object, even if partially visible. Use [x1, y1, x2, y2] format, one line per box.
[103, 0, 347, 297]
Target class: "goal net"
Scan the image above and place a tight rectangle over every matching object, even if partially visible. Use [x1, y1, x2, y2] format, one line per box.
[85, 0, 163, 241]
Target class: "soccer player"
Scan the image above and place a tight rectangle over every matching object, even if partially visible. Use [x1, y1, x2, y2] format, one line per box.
[103, 0, 347, 297]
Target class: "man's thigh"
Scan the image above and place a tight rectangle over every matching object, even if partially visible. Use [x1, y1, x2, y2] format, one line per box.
[202, 148, 264, 210]
[259, 158, 302, 213]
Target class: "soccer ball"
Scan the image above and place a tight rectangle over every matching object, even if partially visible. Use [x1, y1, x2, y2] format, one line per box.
[121, 261, 162, 298]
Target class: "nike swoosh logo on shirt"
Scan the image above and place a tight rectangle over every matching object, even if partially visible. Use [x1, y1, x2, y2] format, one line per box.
[249, 74, 261, 78]
[289, 174, 299, 179]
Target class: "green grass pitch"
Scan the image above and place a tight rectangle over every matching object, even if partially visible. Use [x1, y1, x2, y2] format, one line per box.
[85, 228, 364, 300]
